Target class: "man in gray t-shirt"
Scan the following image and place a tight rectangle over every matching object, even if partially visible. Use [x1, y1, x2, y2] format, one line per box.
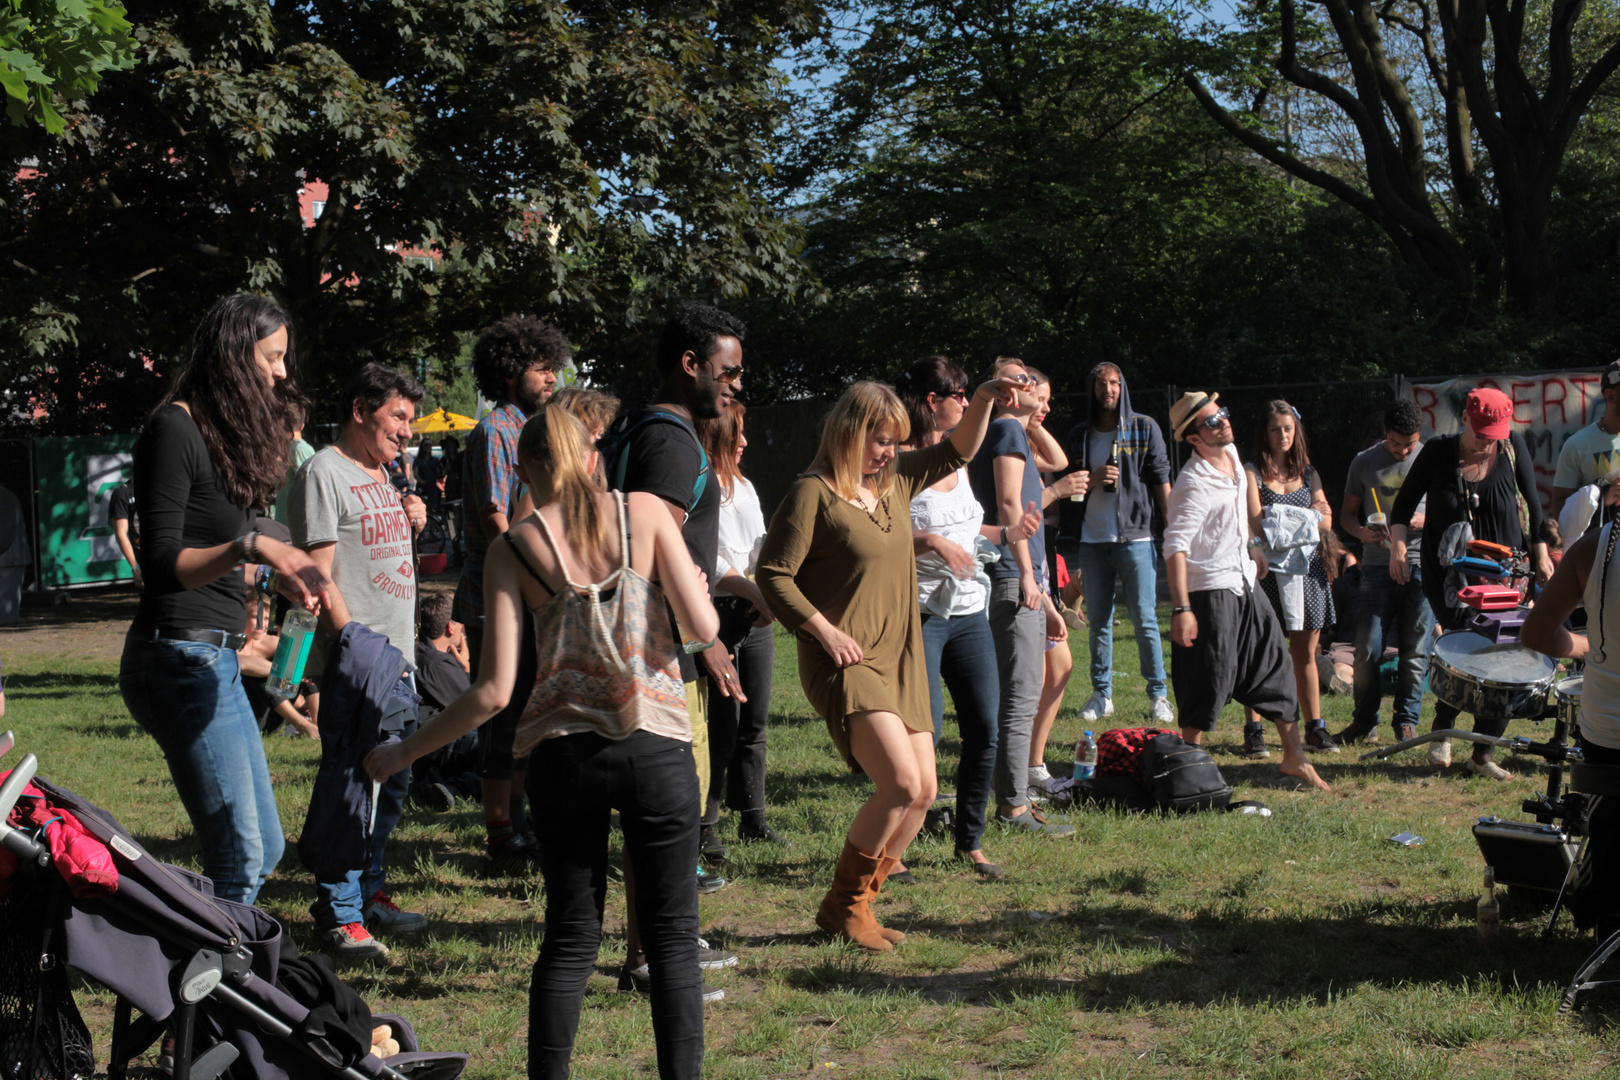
[1335, 400, 1436, 746]
[289, 363, 429, 960]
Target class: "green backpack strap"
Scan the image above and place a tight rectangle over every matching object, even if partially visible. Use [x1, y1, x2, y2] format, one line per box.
[609, 411, 709, 512]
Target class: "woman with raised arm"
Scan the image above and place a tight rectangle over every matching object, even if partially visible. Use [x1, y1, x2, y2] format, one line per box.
[757, 372, 1030, 950]
[364, 404, 717, 1080]
[894, 357, 1043, 881]
[119, 294, 329, 905]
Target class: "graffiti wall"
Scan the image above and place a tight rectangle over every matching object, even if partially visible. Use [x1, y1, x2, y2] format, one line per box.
[1405, 370, 1608, 516]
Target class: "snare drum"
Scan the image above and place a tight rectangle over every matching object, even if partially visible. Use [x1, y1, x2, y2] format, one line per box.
[1428, 631, 1560, 719]
[1557, 675, 1584, 730]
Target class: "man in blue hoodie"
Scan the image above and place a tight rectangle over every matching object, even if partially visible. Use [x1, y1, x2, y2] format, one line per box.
[1063, 363, 1174, 724]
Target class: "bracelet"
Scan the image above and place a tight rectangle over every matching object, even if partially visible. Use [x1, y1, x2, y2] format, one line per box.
[1000, 526, 1009, 547]
[1172, 605, 1193, 615]
[1247, 536, 1264, 550]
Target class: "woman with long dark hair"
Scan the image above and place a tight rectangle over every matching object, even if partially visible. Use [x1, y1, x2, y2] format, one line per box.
[1241, 400, 1338, 756]
[119, 294, 329, 904]
[758, 372, 1027, 950]
[365, 405, 717, 1079]
[697, 403, 783, 849]
[893, 357, 1042, 880]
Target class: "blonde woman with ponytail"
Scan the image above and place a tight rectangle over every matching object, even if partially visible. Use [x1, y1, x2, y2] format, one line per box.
[365, 403, 718, 1080]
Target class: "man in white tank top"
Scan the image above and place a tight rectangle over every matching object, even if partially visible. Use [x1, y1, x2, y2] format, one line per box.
[1523, 523, 1620, 940]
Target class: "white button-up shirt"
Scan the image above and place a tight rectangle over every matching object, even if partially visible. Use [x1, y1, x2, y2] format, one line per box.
[714, 476, 767, 594]
[1163, 443, 1255, 596]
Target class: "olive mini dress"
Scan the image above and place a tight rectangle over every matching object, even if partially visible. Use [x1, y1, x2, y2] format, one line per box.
[757, 440, 966, 772]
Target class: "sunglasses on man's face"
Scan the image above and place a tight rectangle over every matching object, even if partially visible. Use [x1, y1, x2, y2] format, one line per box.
[707, 361, 745, 384]
[1197, 406, 1231, 432]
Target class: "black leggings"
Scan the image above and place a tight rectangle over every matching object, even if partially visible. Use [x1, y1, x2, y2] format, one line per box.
[703, 598, 775, 821]
[526, 731, 702, 1080]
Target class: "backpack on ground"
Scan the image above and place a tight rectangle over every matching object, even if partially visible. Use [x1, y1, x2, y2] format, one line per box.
[1139, 732, 1233, 813]
[1067, 727, 1241, 815]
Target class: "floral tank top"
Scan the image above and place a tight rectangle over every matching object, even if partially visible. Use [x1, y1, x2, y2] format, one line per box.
[510, 494, 690, 756]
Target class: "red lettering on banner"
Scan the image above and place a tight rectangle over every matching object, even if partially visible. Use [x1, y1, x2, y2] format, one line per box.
[1414, 385, 1438, 427]
[1543, 378, 1568, 425]
[1572, 375, 1601, 423]
[1509, 381, 1533, 424]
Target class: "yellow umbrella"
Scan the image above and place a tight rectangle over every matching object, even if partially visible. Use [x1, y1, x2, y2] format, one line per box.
[411, 407, 477, 435]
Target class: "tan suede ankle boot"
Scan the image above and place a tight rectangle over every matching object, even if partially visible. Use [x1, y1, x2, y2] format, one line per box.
[814, 840, 893, 952]
[869, 854, 908, 944]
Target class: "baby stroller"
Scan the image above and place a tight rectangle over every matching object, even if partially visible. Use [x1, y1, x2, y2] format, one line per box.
[0, 731, 467, 1080]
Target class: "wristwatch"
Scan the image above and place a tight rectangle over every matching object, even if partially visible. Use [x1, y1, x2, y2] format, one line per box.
[1172, 605, 1193, 615]
[1247, 536, 1265, 550]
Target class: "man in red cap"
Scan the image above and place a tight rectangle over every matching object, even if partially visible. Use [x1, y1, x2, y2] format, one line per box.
[1389, 385, 1551, 779]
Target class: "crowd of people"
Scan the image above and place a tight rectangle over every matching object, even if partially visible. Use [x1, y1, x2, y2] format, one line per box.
[116, 288, 1620, 1077]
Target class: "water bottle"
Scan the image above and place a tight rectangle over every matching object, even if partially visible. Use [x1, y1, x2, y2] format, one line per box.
[266, 608, 318, 702]
[1072, 730, 1098, 781]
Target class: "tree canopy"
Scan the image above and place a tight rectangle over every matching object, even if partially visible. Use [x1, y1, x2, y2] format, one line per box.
[0, 0, 135, 132]
[2, 0, 822, 432]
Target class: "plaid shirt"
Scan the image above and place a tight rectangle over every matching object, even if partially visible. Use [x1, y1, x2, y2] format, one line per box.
[452, 400, 527, 624]
[1096, 727, 1176, 783]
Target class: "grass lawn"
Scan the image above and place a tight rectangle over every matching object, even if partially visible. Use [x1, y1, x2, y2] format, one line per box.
[4, 590, 1620, 1078]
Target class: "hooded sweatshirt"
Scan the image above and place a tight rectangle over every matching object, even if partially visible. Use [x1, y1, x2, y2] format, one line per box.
[1061, 365, 1170, 543]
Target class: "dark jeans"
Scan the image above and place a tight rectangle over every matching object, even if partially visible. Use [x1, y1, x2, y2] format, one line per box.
[920, 609, 999, 853]
[312, 689, 418, 929]
[1351, 562, 1433, 730]
[526, 731, 702, 1080]
[703, 598, 775, 821]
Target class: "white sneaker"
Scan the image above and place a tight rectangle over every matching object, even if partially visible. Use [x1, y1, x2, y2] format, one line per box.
[1149, 697, 1175, 723]
[1079, 692, 1114, 723]
[1026, 764, 1054, 804]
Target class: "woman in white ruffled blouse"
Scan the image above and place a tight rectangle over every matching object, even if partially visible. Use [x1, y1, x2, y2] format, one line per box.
[699, 403, 784, 845]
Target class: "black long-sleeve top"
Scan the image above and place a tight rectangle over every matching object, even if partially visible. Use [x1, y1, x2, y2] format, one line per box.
[131, 404, 255, 634]
[1390, 430, 1544, 572]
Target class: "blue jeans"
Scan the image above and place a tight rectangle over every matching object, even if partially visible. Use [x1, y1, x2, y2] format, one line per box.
[1351, 563, 1434, 730]
[920, 610, 999, 853]
[312, 689, 418, 929]
[527, 730, 702, 1080]
[1073, 541, 1167, 699]
[120, 632, 285, 905]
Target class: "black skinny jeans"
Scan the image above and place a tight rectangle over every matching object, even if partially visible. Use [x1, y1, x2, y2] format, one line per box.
[703, 598, 775, 822]
[526, 730, 703, 1080]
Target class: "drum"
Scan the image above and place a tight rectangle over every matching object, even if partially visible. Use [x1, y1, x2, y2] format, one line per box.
[1428, 631, 1560, 719]
[1558, 675, 1584, 731]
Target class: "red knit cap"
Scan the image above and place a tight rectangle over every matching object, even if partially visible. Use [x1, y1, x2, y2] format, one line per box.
[1465, 387, 1513, 439]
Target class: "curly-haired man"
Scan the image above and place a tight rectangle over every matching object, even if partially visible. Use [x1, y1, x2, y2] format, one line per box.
[453, 314, 571, 872]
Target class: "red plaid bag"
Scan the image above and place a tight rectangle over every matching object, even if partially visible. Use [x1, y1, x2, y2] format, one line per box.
[1095, 727, 1176, 783]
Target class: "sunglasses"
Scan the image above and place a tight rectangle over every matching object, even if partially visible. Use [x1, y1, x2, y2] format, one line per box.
[707, 361, 745, 384]
[1197, 406, 1231, 432]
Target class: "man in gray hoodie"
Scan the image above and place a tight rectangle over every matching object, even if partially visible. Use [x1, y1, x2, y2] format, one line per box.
[1062, 363, 1174, 724]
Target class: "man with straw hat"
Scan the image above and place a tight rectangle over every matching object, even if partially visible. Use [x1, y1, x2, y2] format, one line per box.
[1163, 392, 1331, 791]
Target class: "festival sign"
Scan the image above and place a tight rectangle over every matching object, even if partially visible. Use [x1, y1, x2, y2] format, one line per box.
[1405, 369, 1609, 516]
